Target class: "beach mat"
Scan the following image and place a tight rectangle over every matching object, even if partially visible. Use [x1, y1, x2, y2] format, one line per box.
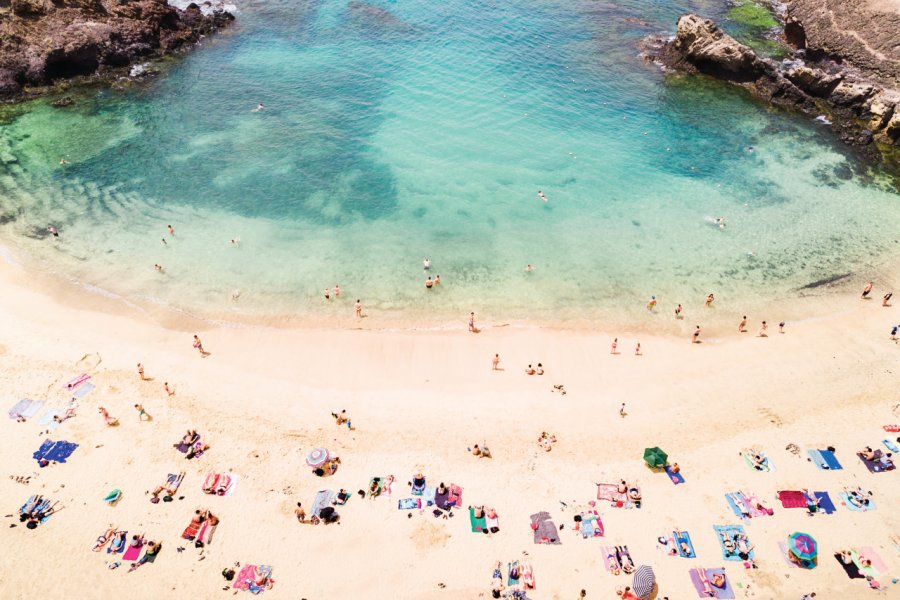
[21, 399, 45, 419]
[311, 490, 334, 518]
[508, 560, 521, 586]
[835, 552, 865, 579]
[44, 440, 78, 463]
[108, 531, 127, 554]
[64, 373, 90, 391]
[38, 409, 61, 426]
[725, 492, 770, 519]
[8, 398, 31, 419]
[122, 540, 144, 561]
[807, 449, 842, 470]
[854, 547, 888, 578]
[72, 382, 95, 398]
[839, 492, 876, 512]
[858, 452, 895, 473]
[714, 525, 753, 561]
[689, 568, 734, 599]
[578, 511, 604, 538]
[777, 490, 807, 509]
[674, 530, 696, 558]
[741, 450, 773, 472]
[398, 498, 421, 510]
[233, 564, 258, 591]
[530, 511, 560, 545]
[664, 465, 685, 484]
[469, 507, 486, 532]
[809, 491, 837, 514]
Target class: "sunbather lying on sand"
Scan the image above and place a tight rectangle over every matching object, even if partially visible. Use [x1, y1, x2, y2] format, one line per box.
[606, 550, 622, 575]
[538, 432, 557, 452]
[52, 408, 76, 423]
[616, 546, 635, 574]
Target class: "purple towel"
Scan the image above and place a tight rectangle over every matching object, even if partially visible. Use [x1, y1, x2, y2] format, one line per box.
[689, 568, 734, 599]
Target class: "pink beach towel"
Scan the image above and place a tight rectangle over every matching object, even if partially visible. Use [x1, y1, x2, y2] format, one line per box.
[859, 547, 889, 575]
[777, 491, 807, 509]
[448, 484, 462, 507]
[122, 540, 144, 561]
[233, 564, 257, 591]
[741, 492, 772, 517]
[64, 373, 90, 390]
[597, 483, 626, 506]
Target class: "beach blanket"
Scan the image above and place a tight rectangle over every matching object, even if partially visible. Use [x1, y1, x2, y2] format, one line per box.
[182, 521, 200, 541]
[530, 511, 560, 545]
[806, 491, 837, 514]
[8, 398, 45, 419]
[411, 476, 426, 495]
[311, 490, 334, 518]
[233, 564, 258, 591]
[508, 561, 521, 586]
[840, 492, 876, 512]
[203, 473, 236, 496]
[741, 450, 773, 472]
[689, 568, 735, 599]
[447, 484, 462, 507]
[776, 491, 807, 509]
[858, 451, 895, 473]
[247, 565, 273, 594]
[33, 439, 78, 464]
[725, 491, 771, 519]
[578, 511, 604, 538]
[422, 486, 436, 506]
[835, 553, 865, 579]
[20, 495, 54, 523]
[20, 399, 45, 419]
[368, 477, 384, 497]
[64, 373, 90, 391]
[197, 520, 217, 546]
[807, 449, 842, 470]
[883, 439, 900, 453]
[108, 531, 127, 554]
[398, 498, 421, 510]
[434, 488, 450, 510]
[675, 530, 696, 558]
[852, 548, 888, 578]
[38, 409, 61, 427]
[713, 525, 754, 561]
[597, 483, 639, 508]
[72, 382, 95, 398]
[664, 465, 685, 484]
[520, 560, 536, 590]
[122, 539, 144, 561]
[469, 507, 486, 532]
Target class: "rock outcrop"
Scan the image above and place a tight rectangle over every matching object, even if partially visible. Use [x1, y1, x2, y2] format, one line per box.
[643, 13, 900, 164]
[0, 0, 234, 100]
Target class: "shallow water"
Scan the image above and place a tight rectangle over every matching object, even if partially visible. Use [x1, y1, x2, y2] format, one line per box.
[0, 0, 898, 326]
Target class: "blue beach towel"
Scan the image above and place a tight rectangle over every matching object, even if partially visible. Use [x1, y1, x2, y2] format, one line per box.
[508, 561, 521, 586]
[808, 491, 837, 514]
[883, 439, 900, 453]
[664, 465, 685, 484]
[840, 492, 876, 512]
[33, 439, 54, 460]
[714, 525, 754, 561]
[72, 382, 95, 398]
[808, 449, 842, 470]
[724, 494, 748, 520]
[34, 439, 78, 464]
[398, 498, 421, 510]
[674, 530, 696, 558]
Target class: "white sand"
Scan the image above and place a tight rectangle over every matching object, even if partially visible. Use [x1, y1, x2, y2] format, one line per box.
[0, 257, 898, 600]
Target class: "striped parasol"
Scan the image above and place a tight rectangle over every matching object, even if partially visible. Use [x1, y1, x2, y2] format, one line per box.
[632, 564, 656, 599]
[306, 447, 330, 468]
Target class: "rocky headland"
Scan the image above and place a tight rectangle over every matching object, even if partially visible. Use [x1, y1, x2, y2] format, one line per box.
[0, 0, 234, 101]
[642, 0, 900, 169]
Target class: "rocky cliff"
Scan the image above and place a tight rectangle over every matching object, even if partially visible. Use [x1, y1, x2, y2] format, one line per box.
[0, 0, 234, 99]
[643, 13, 900, 165]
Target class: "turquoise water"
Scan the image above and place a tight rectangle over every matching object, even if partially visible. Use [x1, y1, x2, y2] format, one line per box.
[0, 0, 899, 325]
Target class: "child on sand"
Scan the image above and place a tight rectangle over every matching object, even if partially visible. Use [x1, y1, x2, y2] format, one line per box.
[611, 338, 618, 354]
[758, 321, 768, 337]
[134, 404, 151, 421]
[193, 335, 206, 356]
[137, 363, 146, 380]
[492, 354, 500, 370]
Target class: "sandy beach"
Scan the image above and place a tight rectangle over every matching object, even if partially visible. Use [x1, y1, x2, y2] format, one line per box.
[1, 255, 898, 600]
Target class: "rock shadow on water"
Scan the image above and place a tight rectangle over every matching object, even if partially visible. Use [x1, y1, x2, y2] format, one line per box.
[343, 1, 419, 40]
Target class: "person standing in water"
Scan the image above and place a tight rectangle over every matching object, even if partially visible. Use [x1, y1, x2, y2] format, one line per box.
[334, 285, 341, 298]
[525, 264, 534, 273]
[692, 325, 701, 343]
[468, 312, 477, 332]
[167, 224, 175, 236]
[738, 316, 747, 333]
[47, 226, 59, 238]
[646, 296, 657, 312]
[435, 275, 441, 285]
[675, 304, 683, 319]
[758, 321, 768, 337]
[862, 282, 873, 299]
[705, 293, 715, 307]
[423, 258, 431, 271]
[425, 277, 434, 289]
[324, 288, 330, 300]
[355, 300, 362, 317]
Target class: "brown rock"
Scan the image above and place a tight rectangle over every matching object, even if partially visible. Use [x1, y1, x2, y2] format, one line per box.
[785, 66, 843, 97]
[829, 81, 875, 108]
[673, 14, 764, 81]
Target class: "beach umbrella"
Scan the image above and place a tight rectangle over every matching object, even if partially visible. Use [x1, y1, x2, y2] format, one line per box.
[632, 564, 656, 599]
[643, 447, 668, 468]
[306, 447, 330, 468]
[788, 532, 817, 567]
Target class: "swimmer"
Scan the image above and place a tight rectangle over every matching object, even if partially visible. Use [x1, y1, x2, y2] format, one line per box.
[154, 264, 163, 272]
[59, 158, 68, 165]
[231, 290, 241, 301]
[714, 216, 726, 229]
[167, 224, 175, 236]
[252, 103, 264, 112]
[423, 258, 431, 270]
[537, 190, 547, 203]
[230, 238, 240, 246]
[646, 296, 657, 312]
[675, 303, 683, 319]
[333, 284, 341, 298]
[705, 293, 714, 307]
[324, 288, 330, 300]
[161, 238, 167, 246]
[435, 275, 441, 285]
[425, 277, 434, 289]
[47, 226, 59, 238]
[525, 264, 534, 273]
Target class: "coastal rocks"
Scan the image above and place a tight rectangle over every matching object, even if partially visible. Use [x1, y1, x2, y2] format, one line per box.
[51, 95, 74, 107]
[642, 12, 900, 169]
[0, 0, 234, 101]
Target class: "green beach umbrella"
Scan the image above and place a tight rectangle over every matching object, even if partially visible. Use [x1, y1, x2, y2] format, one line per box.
[643, 447, 668, 468]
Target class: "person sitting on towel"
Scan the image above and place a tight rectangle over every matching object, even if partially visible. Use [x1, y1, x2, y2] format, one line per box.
[334, 489, 350, 505]
[860, 446, 878, 461]
[617, 480, 628, 494]
[710, 572, 726, 589]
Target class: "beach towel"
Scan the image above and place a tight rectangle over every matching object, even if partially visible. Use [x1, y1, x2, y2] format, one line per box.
[853, 548, 888, 578]
[447, 484, 463, 508]
[664, 465, 685, 484]
[411, 476, 426, 495]
[858, 451, 895, 473]
[434, 488, 450, 510]
[20, 399, 45, 419]
[530, 511, 561, 545]
[182, 521, 200, 541]
[247, 565, 273, 594]
[725, 491, 771, 519]
[33, 439, 78, 464]
[108, 531, 127, 554]
[233, 564, 258, 591]
[806, 491, 836, 514]
[72, 382, 95, 398]
[311, 490, 334, 518]
[602, 546, 623, 574]
[777, 491, 807, 509]
[508, 561, 521, 586]
[741, 450, 773, 472]
[675, 530, 696, 558]
[33, 439, 54, 460]
[521, 560, 535, 590]
[204, 473, 236, 496]
[807, 449, 842, 470]
[840, 492, 876, 512]
[368, 477, 384, 497]
[64, 373, 90, 390]
[883, 439, 900, 453]
[835, 553, 866, 579]
[422, 486, 436, 506]
[8, 398, 31, 419]
[689, 568, 735, 599]
[485, 513, 499, 533]
[713, 525, 754, 561]
[597, 482, 639, 508]
[398, 498, 421, 510]
[196, 520, 217, 546]
[38, 409, 61, 427]
[469, 507, 486, 532]
[578, 511, 604, 538]
[122, 539, 144, 561]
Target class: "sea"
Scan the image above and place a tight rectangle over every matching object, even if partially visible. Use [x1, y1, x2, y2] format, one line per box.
[1, 0, 898, 328]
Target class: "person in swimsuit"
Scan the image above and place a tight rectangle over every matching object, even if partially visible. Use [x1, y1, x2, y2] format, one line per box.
[758, 321, 768, 337]
[692, 325, 701, 343]
[492, 354, 500, 370]
[705, 293, 715, 307]
[610, 338, 618, 354]
[646, 296, 657, 312]
[884, 292, 893, 307]
[738, 316, 747, 333]
[425, 277, 434, 289]
[675, 303, 683, 319]
[355, 300, 362, 317]
[334, 285, 341, 298]
[862, 282, 873, 298]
